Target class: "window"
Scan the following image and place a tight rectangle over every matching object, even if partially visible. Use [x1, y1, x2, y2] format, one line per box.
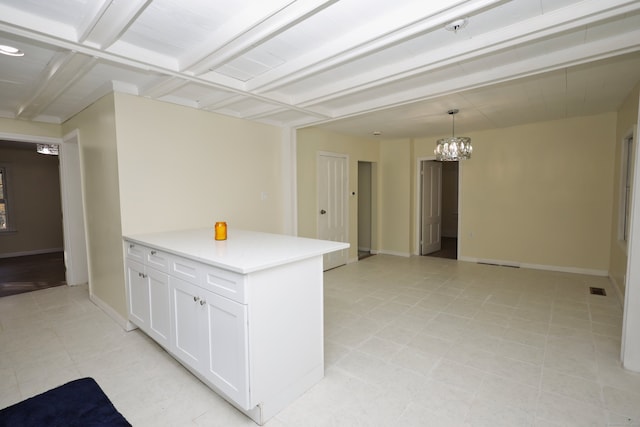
[0, 166, 8, 230]
[620, 134, 634, 245]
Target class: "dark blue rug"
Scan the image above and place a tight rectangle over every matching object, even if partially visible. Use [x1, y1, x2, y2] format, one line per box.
[0, 377, 131, 427]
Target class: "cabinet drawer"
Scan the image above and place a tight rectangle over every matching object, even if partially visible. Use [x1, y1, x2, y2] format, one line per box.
[146, 248, 170, 272]
[203, 266, 246, 304]
[170, 256, 204, 284]
[125, 241, 145, 263]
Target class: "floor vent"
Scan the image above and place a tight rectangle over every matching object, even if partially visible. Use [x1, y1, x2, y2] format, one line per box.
[589, 287, 607, 296]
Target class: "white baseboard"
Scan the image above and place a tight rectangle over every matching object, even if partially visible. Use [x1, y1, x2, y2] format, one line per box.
[89, 292, 137, 332]
[458, 256, 608, 276]
[0, 247, 64, 259]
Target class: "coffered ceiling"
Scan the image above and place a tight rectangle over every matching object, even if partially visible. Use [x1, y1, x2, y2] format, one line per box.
[1, 0, 639, 139]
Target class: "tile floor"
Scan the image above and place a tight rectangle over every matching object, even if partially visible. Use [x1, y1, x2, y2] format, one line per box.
[1, 254, 640, 426]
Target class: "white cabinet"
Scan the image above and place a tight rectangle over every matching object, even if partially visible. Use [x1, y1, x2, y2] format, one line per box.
[123, 229, 349, 425]
[124, 243, 171, 348]
[170, 276, 249, 408]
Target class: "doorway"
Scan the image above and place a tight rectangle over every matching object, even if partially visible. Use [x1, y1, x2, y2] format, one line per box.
[0, 133, 89, 294]
[358, 161, 373, 259]
[419, 160, 459, 259]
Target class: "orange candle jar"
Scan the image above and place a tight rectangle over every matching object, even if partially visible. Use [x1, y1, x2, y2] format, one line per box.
[214, 222, 227, 240]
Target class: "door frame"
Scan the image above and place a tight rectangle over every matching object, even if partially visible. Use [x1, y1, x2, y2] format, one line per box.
[357, 161, 373, 256]
[415, 156, 462, 257]
[420, 160, 442, 255]
[60, 129, 89, 285]
[0, 130, 89, 286]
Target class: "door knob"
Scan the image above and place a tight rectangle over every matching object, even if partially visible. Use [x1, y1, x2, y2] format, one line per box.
[320, 209, 327, 214]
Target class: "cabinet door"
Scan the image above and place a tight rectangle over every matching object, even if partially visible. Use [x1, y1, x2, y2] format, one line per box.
[126, 259, 149, 329]
[147, 268, 171, 348]
[170, 277, 204, 369]
[202, 290, 249, 409]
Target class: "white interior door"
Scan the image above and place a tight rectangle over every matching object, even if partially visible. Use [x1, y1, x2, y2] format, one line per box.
[421, 161, 442, 255]
[318, 153, 348, 270]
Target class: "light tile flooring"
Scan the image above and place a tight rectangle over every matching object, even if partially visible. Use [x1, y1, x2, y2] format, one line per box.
[2, 255, 640, 426]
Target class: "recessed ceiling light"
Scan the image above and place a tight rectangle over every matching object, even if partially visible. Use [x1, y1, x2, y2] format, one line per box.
[373, 131, 382, 136]
[445, 18, 468, 33]
[0, 44, 25, 57]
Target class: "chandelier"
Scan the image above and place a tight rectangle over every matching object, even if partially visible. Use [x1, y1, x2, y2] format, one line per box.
[434, 109, 472, 161]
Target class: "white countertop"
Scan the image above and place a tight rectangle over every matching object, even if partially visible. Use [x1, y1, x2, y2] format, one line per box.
[124, 228, 349, 274]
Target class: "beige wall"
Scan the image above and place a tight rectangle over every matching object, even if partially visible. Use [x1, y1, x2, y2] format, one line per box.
[60, 93, 289, 321]
[296, 127, 379, 261]
[380, 139, 412, 256]
[0, 88, 631, 319]
[415, 113, 617, 272]
[609, 82, 640, 293]
[0, 117, 61, 139]
[0, 145, 63, 256]
[113, 93, 285, 236]
[62, 94, 126, 317]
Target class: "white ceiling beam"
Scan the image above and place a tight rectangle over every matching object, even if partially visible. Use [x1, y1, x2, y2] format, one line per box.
[76, 0, 114, 43]
[295, 0, 640, 108]
[0, 20, 322, 120]
[320, 28, 640, 122]
[82, 0, 153, 49]
[183, 0, 338, 76]
[247, 0, 502, 93]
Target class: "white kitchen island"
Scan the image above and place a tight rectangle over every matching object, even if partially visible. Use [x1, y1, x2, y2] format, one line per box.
[123, 228, 349, 425]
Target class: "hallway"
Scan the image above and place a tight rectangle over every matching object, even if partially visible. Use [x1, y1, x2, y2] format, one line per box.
[0, 252, 66, 297]
[425, 237, 457, 260]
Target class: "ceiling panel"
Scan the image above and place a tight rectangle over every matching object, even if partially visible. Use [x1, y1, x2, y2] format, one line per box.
[120, 0, 236, 56]
[0, 0, 638, 136]
[1, 0, 93, 28]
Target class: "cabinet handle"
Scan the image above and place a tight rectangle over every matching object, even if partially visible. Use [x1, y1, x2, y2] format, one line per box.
[193, 296, 200, 302]
[199, 299, 206, 306]
[141, 273, 147, 278]
[138, 272, 143, 278]
[150, 250, 156, 255]
[129, 244, 134, 248]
